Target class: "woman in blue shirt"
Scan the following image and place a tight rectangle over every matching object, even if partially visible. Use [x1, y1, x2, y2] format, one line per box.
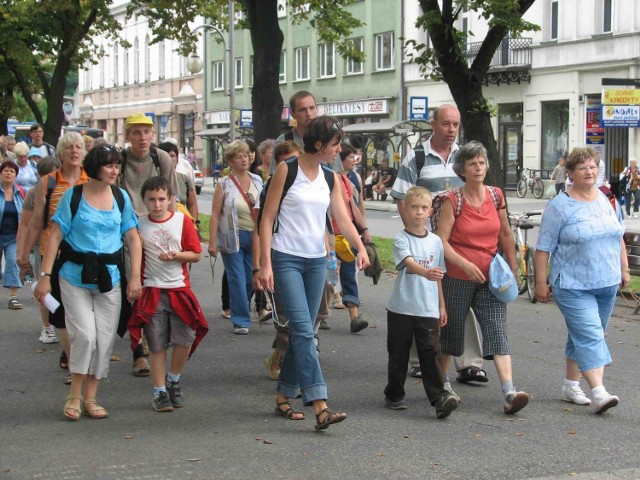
[0, 161, 25, 310]
[35, 146, 142, 421]
[535, 147, 629, 414]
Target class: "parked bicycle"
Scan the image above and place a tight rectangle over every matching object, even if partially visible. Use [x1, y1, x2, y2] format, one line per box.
[517, 168, 545, 199]
[509, 210, 542, 303]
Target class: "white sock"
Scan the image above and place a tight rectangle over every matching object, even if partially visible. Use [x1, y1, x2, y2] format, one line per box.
[591, 385, 607, 400]
[564, 379, 579, 388]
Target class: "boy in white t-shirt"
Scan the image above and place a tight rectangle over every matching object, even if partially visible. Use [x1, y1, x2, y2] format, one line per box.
[384, 186, 458, 418]
[128, 176, 208, 412]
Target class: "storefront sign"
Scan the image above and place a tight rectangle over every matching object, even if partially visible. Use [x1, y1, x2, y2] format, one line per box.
[600, 105, 640, 127]
[601, 89, 640, 105]
[204, 110, 231, 125]
[318, 99, 388, 117]
[585, 96, 605, 145]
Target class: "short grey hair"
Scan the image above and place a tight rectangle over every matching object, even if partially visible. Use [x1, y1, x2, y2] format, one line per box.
[13, 141, 30, 157]
[257, 139, 275, 157]
[452, 140, 488, 181]
[56, 132, 85, 160]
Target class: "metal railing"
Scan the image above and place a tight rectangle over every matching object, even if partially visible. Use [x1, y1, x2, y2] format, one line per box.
[465, 37, 532, 69]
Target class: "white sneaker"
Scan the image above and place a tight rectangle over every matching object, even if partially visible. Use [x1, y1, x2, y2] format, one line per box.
[233, 326, 249, 335]
[561, 384, 591, 405]
[593, 393, 619, 414]
[39, 327, 59, 344]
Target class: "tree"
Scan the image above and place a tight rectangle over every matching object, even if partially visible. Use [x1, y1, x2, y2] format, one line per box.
[0, 0, 121, 145]
[130, 0, 362, 143]
[409, 0, 538, 187]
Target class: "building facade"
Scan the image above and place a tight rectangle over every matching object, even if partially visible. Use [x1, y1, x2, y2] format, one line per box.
[404, 0, 640, 189]
[76, 1, 206, 162]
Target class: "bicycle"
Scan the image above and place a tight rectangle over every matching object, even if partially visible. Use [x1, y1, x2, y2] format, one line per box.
[509, 211, 542, 303]
[516, 168, 545, 199]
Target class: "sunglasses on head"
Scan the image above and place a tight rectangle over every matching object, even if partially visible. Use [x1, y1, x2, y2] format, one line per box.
[330, 121, 342, 133]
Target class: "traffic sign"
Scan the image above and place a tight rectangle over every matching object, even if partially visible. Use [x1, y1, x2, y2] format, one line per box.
[409, 97, 428, 121]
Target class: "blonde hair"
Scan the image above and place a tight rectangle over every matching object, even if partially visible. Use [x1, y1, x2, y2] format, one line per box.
[404, 186, 432, 206]
[223, 140, 250, 164]
[13, 141, 30, 157]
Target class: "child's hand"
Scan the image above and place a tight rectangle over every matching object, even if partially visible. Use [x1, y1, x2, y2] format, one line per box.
[159, 251, 178, 261]
[425, 267, 444, 281]
[439, 307, 448, 328]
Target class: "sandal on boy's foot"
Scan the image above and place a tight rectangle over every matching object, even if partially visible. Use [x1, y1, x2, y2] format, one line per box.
[275, 401, 305, 420]
[314, 407, 347, 431]
[64, 394, 82, 421]
[456, 366, 489, 384]
[59, 350, 69, 370]
[84, 398, 109, 419]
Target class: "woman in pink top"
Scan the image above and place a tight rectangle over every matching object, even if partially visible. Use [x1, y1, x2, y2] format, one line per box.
[436, 141, 529, 415]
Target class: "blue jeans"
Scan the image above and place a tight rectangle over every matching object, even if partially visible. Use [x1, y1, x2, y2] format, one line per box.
[553, 285, 617, 372]
[339, 254, 360, 307]
[0, 234, 20, 288]
[221, 230, 254, 328]
[272, 250, 327, 403]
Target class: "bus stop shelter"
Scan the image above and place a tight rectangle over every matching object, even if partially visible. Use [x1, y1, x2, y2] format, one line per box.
[196, 127, 254, 175]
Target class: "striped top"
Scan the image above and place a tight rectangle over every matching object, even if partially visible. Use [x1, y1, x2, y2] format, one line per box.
[39, 169, 89, 255]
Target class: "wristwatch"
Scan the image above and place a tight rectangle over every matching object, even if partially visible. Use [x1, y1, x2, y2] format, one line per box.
[40, 272, 51, 277]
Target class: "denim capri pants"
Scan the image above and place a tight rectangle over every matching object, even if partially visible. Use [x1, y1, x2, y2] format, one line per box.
[552, 285, 617, 372]
[440, 275, 510, 359]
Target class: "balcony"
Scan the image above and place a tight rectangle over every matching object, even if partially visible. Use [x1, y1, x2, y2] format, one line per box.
[465, 37, 532, 86]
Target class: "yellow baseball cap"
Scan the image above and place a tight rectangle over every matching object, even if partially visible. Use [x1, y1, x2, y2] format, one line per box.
[125, 114, 154, 130]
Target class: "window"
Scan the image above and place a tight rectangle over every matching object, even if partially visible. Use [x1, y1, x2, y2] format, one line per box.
[213, 61, 224, 90]
[279, 50, 286, 83]
[123, 48, 129, 85]
[234, 58, 243, 88]
[375, 32, 394, 71]
[345, 38, 364, 75]
[318, 43, 335, 78]
[277, 0, 287, 17]
[541, 100, 569, 170]
[295, 46, 310, 81]
[158, 41, 165, 80]
[550, 0, 558, 40]
[144, 35, 150, 81]
[133, 37, 139, 83]
[249, 55, 254, 86]
[603, 0, 613, 32]
[113, 44, 119, 86]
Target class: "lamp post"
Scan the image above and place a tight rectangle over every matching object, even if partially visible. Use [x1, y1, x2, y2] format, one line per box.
[188, 5, 235, 141]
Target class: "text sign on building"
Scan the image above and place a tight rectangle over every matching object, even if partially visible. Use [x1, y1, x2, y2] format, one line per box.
[239, 109, 253, 128]
[585, 95, 604, 145]
[601, 89, 640, 105]
[409, 97, 428, 120]
[204, 110, 232, 125]
[600, 105, 640, 128]
[318, 99, 388, 117]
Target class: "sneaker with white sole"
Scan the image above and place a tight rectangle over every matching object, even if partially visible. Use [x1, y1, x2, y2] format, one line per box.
[233, 326, 249, 335]
[152, 391, 174, 412]
[593, 393, 619, 414]
[435, 393, 459, 419]
[39, 327, 59, 344]
[504, 391, 530, 414]
[443, 379, 461, 402]
[561, 385, 591, 405]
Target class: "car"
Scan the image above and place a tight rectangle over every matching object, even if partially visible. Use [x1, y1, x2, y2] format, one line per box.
[193, 164, 204, 194]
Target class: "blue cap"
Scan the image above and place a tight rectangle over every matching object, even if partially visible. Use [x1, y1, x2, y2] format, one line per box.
[488, 253, 518, 303]
[28, 146, 43, 158]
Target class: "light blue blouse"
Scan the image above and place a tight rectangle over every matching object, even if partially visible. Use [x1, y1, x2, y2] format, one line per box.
[536, 191, 624, 290]
[52, 187, 138, 289]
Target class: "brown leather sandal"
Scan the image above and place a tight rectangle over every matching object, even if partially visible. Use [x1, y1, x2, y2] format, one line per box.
[314, 407, 347, 431]
[275, 400, 304, 420]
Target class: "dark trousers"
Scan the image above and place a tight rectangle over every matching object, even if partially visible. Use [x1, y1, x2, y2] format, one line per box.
[384, 311, 446, 405]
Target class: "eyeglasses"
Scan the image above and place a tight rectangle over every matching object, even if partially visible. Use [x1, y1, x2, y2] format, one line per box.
[266, 289, 288, 328]
[99, 145, 121, 154]
[330, 121, 342, 133]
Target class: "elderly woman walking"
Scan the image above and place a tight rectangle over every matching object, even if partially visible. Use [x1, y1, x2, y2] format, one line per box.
[437, 140, 529, 415]
[535, 147, 627, 414]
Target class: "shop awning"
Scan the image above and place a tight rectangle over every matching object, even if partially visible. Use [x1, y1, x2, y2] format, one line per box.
[196, 128, 230, 137]
[342, 120, 431, 135]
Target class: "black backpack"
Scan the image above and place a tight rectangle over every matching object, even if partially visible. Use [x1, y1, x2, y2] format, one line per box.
[414, 144, 426, 174]
[69, 184, 125, 219]
[256, 157, 335, 234]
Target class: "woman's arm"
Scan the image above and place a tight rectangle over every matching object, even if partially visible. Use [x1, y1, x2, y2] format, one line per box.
[17, 178, 46, 268]
[534, 249, 551, 303]
[185, 181, 199, 220]
[437, 199, 486, 283]
[620, 237, 631, 289]
[33, 222, 63, 301]
[124, 227, 143, 302]
[331, 173, 370, 270]
[207, 184, 224, 257]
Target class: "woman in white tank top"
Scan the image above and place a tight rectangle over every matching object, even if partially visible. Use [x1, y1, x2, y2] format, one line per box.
[257, 116, 370, 431]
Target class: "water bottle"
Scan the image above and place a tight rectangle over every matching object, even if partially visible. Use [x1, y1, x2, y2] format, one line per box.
[327, 250, 339, 287]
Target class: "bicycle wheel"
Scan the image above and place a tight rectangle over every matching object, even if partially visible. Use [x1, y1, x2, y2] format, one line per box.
[515, 244, 527, 294]
[526, 247, 537, 303]
[532, 178, 544, 199]
[516, 179, 527, 198]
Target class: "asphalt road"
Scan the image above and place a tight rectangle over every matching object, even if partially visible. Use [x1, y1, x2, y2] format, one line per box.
[2, 249, 640, 479]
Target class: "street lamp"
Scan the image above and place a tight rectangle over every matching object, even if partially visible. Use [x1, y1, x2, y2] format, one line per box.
[188, 5, 235, 141]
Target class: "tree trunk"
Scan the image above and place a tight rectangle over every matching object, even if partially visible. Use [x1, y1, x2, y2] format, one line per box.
[42, 60, 72, 147]
[0, 85, 13, 136]
[246, 0, 284, 144]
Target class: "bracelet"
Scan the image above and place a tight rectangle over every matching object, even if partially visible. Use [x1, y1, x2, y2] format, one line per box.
[252, 268, 261, 275]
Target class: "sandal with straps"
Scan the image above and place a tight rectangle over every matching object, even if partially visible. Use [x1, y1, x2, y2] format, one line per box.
[275, 400, 304, 420]
[84, 398, 109, 419]
[64, 394, 82, 421]
[314, 407, 347, 431]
